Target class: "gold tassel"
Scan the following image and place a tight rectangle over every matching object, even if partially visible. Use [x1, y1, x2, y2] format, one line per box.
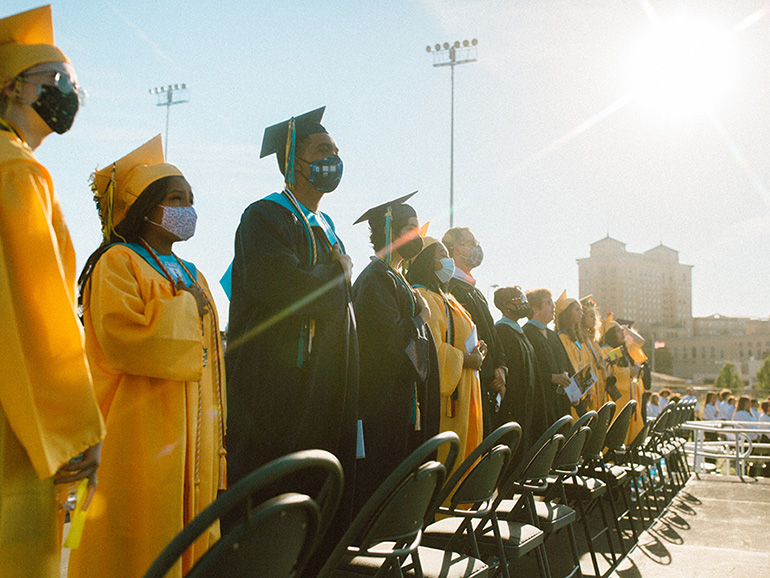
[218, 450, 228, 491]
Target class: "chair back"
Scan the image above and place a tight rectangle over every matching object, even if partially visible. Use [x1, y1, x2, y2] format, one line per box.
[318, 432, 460, 577]
[432, 422, 521, 517]
[511, 433, 565, 491]
[508, 415, 573, 481]
[582, 401, 616, 459]
[570, 410, 597, 437]
[604, 400, 637, 453]
[143, 449, 343, 578]
[552, 426, 592, 475]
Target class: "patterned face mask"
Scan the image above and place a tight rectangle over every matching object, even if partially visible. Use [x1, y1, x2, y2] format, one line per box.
[156, 205, 197, 241]
[306, 154, 343, 193]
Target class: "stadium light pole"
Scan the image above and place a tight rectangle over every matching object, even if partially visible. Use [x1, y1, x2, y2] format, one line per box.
[426, 39, 478, 228]
[148, 83, 189, 158]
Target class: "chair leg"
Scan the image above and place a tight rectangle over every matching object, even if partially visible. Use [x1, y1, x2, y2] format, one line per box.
[572, 486, 602, 578]
[559, 483, 584, 578]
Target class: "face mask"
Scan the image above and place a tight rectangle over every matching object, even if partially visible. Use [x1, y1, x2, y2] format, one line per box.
[22, 72, 83, 134]
[306, 154, 343, 193]
[435, 257, 455, 284]
[148, 206, 198, 241]
[467, 245, 484, 268]
[398, 235, 424, 261]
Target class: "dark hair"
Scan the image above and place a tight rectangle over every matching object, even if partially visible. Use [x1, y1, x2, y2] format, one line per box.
[406, 242, 444, 293]
[737, 396, 751, 413]
[706, 391, 718, 405]
[494, 286, 531, 320]
[78, 176, 176, 309]
[370, 216, 413, 253]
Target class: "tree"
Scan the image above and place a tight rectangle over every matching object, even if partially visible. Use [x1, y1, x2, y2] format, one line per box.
[714, 363, 744, 393]
[756, 356, 770, 397]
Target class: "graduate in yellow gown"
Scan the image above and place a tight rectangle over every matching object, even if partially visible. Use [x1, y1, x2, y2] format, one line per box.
[555, 291, 594, 417]
[579, 296, 608, 411]
[68, 136, 227, 578]
[601, 314, 644, 445]
[0, 7, 105, 577]
[407, 237, 484, 469]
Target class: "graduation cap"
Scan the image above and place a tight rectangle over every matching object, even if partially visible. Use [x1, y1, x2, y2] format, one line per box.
[0, 5, 68, 82]
[354, 191, 418, 264]
[260, 107, 327, 184]
[91, 135, 183, 241]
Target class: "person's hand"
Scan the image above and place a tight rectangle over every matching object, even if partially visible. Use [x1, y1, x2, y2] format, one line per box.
[464, 347, 484, 370]
[176, 280, 209, 317]
[552, 372, 570, 387]
[54, 442, 102, 511]
[477, 340, 488, 360]
[332, 245, 353, 283]
[490, 366, 507, 392]
[416, 292, 431, 323]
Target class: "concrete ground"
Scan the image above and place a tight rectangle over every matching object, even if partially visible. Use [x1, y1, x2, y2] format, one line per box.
[60, 473, 770, 577]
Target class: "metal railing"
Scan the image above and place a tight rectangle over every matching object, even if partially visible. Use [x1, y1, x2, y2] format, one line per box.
[682, 420, 770, 481]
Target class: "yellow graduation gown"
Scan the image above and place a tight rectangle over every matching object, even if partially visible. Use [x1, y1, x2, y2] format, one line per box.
[417, 288, 483, 470]
[68, 245, 226, 578]
[602, 346, 643, 445]
[558, 333, 595, 418]
[584, 338, 608, 411]
[0, 128, 105, 578]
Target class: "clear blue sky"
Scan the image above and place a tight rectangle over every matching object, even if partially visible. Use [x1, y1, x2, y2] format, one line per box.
[7, 0, 770, 325]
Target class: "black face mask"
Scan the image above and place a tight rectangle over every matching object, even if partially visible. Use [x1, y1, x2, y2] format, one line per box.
[398, 235, 424, 261]
[31, 84, 79, 134]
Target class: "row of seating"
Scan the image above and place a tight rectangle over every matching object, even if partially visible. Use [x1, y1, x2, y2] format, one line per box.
[142, 398, 696, 578]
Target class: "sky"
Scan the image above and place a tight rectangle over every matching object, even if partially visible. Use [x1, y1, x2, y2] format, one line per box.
[7, 0, 770, 326]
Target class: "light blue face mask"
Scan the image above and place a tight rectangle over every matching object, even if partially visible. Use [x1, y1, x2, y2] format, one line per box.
[436, 257, 456, 283]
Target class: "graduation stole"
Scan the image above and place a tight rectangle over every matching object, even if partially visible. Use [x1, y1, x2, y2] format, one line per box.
[138, 240, 228, 492]
[280, 188, 320, 368]
[439, 290, 460, 418]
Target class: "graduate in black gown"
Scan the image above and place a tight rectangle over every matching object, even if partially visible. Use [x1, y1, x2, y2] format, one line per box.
[522, 288, 573, 432]
[224, 108, 359, 553]
[493, 286, 545, 461]
[442, 227, 507, 436]
[351, 192, 440, 512]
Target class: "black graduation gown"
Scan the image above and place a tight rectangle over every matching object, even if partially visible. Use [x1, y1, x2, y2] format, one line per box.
[494, 321, 544, 461]
[352, 259, 440, 512]
[446, 277, 507, 436]
[224, 198, 359, 537]
[522, 322, 572, 431]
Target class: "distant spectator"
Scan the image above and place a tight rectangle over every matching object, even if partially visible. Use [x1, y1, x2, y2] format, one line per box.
[647, 392, 661, 421]
[760, 400, 770, 424]
[750, 399, 760, 419]
[682, 386, 701, 413]
[658, 388, 671, 409]
[717, 389, 732, 418]
[733, 396, 759, 441]
[703, 392, 719, 421]
[719, 396, 737, 420]
[669, 393, 681, 405]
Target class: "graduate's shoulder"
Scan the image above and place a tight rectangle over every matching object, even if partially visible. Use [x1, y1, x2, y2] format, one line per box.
[239, 195, 295, 224]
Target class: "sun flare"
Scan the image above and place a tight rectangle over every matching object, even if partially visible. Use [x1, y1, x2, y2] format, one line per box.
[628, 15, 734, 118]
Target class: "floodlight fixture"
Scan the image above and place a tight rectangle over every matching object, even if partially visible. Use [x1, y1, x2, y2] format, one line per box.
[148, 82, 190, 158]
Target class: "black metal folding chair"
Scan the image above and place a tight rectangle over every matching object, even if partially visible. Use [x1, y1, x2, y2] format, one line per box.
[318, 431, 490, 578]
[143, 449, 343, 578]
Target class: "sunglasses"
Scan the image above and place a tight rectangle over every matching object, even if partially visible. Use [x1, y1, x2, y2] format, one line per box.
[20, 70, 87, 105]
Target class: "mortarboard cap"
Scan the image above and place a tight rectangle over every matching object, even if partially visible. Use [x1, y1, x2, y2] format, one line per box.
[0, 6, 68, 83]
[260, 106, 327, 159]
[555, 289, 579, 318]
[353, 191, 418, 226]
[91, 135, 183, 240]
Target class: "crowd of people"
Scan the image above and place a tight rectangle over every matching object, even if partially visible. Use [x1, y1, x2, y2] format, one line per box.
[1, 6, 760, 578]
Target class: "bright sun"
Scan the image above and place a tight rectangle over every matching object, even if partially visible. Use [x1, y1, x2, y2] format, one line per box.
[628, 15, 734, 118]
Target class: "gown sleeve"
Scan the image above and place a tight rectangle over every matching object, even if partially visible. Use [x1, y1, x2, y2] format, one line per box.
[0, 160, 104, 479]
[88, 248, 203, 381]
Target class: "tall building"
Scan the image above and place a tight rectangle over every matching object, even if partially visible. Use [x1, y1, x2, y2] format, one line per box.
[577, 236, 693, 334]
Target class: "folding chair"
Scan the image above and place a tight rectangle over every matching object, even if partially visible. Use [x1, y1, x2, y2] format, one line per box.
[143, 449, 343, 578]
[419, 422, 524, 578]
[318, 431, 490, 578]
[562, 401, 617, 578]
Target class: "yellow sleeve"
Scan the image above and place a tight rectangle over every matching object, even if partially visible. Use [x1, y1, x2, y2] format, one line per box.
[420, 289, 464, 397]
[88, 248, 203, 382]
[0, 160, 104, 479]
